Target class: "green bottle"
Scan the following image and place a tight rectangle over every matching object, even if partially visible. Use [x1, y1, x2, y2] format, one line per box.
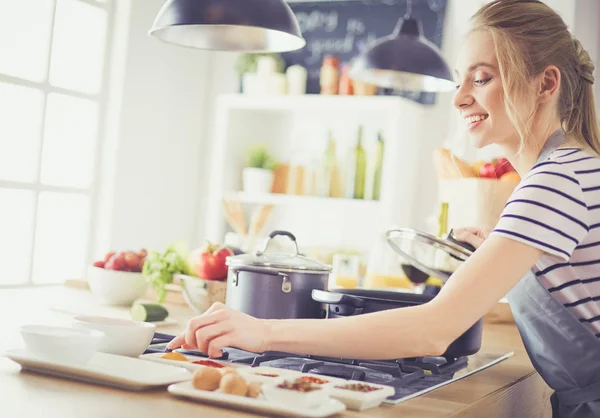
[354, 126, 366, 199]
[372, 131, 384, 200]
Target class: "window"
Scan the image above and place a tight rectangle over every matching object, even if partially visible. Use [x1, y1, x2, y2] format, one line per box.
[0, 0, 113, 286]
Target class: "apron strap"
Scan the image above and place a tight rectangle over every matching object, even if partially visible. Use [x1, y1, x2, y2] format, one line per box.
[556, 380, 600, 406]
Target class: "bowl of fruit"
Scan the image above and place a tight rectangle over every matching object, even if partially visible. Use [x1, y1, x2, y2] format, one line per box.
[88, 249, 148, 306]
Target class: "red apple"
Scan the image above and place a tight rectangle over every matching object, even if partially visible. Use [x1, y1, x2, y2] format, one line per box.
[103, 251, 116, 263]
[124, 251, 142, 272]
[193, 242, 234, 280]
[479, 162, 498, 179]
[93, 260, 105, 268]
[494, 157, 515, 178]
[105, 251, 127, 271]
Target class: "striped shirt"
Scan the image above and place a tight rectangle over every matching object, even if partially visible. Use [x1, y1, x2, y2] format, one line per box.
[492, 147, 600, 338]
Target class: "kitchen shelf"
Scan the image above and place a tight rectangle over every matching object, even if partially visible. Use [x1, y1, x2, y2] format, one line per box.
[223, 191, 382, 208]
[204, 93, 431, 251]
[217, 94, 417, 113]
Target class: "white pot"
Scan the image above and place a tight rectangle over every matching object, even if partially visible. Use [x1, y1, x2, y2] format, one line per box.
[242, 167, 274, 194]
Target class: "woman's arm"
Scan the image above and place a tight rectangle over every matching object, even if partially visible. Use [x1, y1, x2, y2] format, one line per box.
[265, 234, 542, 359]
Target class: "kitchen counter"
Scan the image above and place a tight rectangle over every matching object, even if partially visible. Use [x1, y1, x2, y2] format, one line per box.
[0, 286, 552, 417]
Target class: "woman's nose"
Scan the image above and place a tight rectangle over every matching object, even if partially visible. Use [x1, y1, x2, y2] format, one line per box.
[453, 84, 473, 110]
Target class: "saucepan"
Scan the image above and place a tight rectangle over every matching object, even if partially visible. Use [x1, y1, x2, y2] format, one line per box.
[311, 288, 483, 358]
[312, 227, 482, 358]
[225, 230, 332, 320]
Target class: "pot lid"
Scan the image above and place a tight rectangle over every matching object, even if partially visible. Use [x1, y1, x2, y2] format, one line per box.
[226, 230, 332, 274]
[386, 228, 474, 282]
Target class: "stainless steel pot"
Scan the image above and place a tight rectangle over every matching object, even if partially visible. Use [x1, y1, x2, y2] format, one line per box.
[225, 230, 332, 319]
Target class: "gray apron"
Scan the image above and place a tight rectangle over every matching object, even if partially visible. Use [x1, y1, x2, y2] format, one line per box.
[506, 130, 600, 418]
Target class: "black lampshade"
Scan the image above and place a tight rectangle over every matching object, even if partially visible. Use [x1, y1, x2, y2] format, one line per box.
[350, 17, 454, 92]
[149, 0, 306, 53]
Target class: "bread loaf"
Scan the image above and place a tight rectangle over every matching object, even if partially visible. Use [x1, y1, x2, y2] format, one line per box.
[433, 148, 477, 179]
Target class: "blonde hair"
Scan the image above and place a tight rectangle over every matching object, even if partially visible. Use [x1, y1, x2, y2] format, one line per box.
[470, 0, 600, 155]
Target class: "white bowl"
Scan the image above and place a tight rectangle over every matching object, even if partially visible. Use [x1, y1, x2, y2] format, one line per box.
[87, 266, 148, 306]
[72, 316, 156, 358]
[329, 380, 396, 411]
[237, 367, 302, 384]
[176, 274, 226, 313]
[20, 325, 104, 366]
[262, 378, 331, 409]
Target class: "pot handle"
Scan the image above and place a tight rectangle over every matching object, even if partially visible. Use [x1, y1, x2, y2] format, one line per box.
[230, 267, 290, 292]
[311, 289, 364, 315]
[258, 230, 300, 256]
[230, 266, 279, 287]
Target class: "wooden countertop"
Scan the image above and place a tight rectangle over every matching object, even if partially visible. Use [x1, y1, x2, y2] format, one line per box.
[0, 286, 552, 418]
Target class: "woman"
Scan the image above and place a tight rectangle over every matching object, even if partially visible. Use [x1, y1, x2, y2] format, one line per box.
[168, 1, 600, 415]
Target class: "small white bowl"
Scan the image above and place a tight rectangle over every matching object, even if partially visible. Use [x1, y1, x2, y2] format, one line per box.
[262, 378, 331, 409]
[330, 380, 396, 411]
[237, 367, 302, 384]
[20, 325, 104, 366]
[87, 266, 148, 306]
[72, 316, 156, 358]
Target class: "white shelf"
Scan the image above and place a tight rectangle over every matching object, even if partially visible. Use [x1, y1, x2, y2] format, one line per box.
[216, 94, 421, 113]
[223, 191, 382, 208]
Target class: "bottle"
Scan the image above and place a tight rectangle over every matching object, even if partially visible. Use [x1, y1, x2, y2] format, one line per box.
[353, 126, 367, 199]
[338, 64, 354, 95]
[426, 201, 450, 295]
[320, 56, 340, 95]
[438, 202, 449, 238]
[286, 65, 307, 95]
[323, 131, 343, 197]
[371, 131, 384, 200]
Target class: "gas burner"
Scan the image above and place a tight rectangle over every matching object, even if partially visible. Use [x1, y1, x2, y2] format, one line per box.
[403, 356, 469, 375]
[145, 338, 512, 405]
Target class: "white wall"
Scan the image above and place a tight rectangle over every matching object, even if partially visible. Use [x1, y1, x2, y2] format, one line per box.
[94, 0, 214, 256]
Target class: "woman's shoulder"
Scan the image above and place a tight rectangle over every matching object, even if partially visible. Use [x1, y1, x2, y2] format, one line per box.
[526, 148, 600, 187]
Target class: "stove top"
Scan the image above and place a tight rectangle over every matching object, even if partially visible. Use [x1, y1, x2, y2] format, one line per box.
[147, 335, 513, 404]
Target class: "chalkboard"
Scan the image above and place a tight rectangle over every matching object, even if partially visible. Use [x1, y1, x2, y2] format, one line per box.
[283, 0, 448, 105]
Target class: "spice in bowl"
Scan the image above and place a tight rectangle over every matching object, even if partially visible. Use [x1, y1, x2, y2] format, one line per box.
[334, 383, 382, 392]
[276, 380, 321, 393]
[160, 352, 188, 361]
[295, 376, 330, 385]
[192, 359, 225, 368]
[253, 372, 280, 378]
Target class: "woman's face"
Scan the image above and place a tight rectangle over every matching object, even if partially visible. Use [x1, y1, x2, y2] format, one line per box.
[453, 31, 519, 149]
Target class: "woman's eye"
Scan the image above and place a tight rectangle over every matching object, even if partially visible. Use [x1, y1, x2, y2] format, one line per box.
[474, 77, 492, 86]
[455, 84, 461, 90]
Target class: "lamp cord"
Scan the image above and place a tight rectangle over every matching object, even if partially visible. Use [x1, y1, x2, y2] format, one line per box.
[405, 0, 412, 18]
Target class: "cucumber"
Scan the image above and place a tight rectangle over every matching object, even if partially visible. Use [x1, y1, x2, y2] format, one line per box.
[131, 303, 169, 322]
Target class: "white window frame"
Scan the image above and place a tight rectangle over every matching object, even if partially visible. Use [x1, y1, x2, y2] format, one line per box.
[0, 0, 115, 287]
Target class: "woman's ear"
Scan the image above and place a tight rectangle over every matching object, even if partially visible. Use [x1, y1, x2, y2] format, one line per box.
[538, 65, 561, 103]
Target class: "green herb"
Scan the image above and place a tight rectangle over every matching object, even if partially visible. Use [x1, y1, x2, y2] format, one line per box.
[142, 241, 194, 303]
[234, 53, 285, 75]
[247, 144, 277, 170]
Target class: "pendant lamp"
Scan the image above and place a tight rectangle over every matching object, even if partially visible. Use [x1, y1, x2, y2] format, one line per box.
[149, 0, 306, 53]
[349, 1, 454, 92]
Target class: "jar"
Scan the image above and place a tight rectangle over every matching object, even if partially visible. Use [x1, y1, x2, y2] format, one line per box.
[320, 56, 340, 95]
[286, 65, 307, 95]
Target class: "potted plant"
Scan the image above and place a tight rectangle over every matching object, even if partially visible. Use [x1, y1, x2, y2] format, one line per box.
[235, 53, 285, 94]
[243, 144, 277, 194]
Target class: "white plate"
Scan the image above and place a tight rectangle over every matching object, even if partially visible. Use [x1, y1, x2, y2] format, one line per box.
[168, 381, 347, 418]
[4, 349, 192, 391]
[139, 352, 248, 372]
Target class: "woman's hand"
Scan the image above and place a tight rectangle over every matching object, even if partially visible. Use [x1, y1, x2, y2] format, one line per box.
[452, 227, 493, 250]
[166, 302, 271, 357]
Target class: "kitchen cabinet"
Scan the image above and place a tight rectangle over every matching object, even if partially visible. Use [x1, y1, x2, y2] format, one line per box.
[204, 94, 432, 253]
